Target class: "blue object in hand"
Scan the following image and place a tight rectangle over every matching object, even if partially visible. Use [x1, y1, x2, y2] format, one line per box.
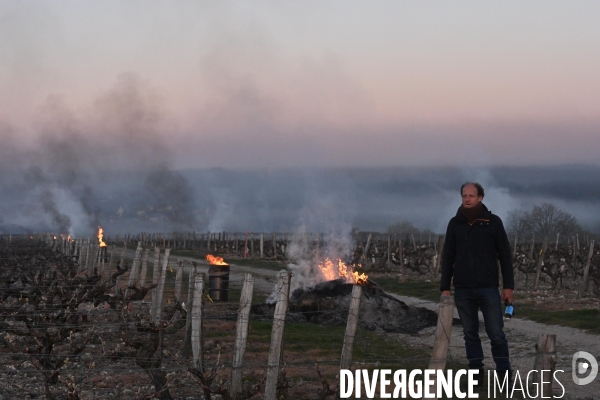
[504, 300, 514, 319]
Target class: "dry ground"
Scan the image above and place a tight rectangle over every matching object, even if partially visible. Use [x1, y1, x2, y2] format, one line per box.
[3, 248, 600, 399]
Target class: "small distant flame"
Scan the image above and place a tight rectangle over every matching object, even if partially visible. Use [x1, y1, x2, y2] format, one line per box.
[206, 254, 228, 265]
[97, 227, 107, 248]
[318, 258, 368, 285]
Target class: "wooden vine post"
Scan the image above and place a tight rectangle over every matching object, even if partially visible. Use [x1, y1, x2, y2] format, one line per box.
[387, 235, 391, 268]
[340, 284, 362, 370]
[532, 334, 557, 395]
[150, 247, 161, 319]
[138, 248, 150, 287]
[399, 239, 405, 276]
[230, 273, 255, 395]
[534, 237, 548, 290]
[578, 240, 595, 299]
[363, 233, 372, 268]
[260, 233, 264, 258]
[124, 242, 143, 299]
[153, 248, 171, 322]
[264, 271, 291, 400]
[427, 294, 455, 398]
[191, 271, 205, 370]
[183, 262, 197, 357]
[435, 235, 445, 277]
[174, 260, 183, 302]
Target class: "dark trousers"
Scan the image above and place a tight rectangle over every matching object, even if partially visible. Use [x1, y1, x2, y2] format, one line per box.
[454, 287, 511, 372]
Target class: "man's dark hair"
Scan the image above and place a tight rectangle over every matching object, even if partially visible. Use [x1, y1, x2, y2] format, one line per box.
[460, 182, 485, 198]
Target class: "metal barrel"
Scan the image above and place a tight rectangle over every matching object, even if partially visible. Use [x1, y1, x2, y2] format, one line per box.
[208, 264, 230, 301]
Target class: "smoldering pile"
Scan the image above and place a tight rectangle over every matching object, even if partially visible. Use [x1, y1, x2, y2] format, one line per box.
[251, 279, 438, 335]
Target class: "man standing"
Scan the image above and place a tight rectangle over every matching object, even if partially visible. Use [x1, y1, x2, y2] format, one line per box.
[440, 182, 514, 383]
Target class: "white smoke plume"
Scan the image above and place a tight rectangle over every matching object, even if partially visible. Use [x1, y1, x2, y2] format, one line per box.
[266, 222, 356, 304]
[461, 168, 519, 220]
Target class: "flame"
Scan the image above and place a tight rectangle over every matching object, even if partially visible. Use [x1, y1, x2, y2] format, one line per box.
[317, 258, 368, 285]
[97, 227, 107, 248]
[352, 271, 368, 285]
[337, 259, 348, 276]
[318, 258, 336, 280]
[206, 254, 228, 265]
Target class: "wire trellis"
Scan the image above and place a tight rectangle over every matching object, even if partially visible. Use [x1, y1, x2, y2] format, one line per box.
[0, 236, 537, 400]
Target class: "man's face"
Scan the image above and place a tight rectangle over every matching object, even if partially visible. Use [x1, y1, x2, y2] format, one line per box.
[462, 185, 483, 209]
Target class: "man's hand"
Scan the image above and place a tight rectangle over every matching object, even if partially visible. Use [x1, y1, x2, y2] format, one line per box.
[501, 288, 514, 304]
[441, 290, 451, 296]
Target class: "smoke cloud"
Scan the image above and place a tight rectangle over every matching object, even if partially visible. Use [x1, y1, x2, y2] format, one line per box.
[0, 73, 197, 236]
[143, 164, 197, 229]
[1, 74, 599, 239]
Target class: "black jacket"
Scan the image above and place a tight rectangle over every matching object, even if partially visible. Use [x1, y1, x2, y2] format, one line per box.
[440, 203, 514, 291]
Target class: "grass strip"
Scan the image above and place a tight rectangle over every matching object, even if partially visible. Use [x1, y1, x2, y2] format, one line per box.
[515, 306, 600, 334]
[374, 280, 442, 303]
[246, 321, 441, 368]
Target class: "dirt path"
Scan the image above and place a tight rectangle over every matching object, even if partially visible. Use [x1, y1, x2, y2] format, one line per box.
[116, 249, 281, 295]
[391, 293, 600, 399]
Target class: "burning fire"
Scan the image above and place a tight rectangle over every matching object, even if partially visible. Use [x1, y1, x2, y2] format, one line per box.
[206, 254, 228, 265]
[97, 227, 107, 248]
[352, 271, 368, 285]
[317, 258, 368, 285]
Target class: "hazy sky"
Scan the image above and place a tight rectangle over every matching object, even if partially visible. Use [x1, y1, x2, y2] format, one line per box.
[2, 1, 599, 168]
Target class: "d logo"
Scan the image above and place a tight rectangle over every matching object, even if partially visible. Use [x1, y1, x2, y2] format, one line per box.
[572, 351, 598, 386]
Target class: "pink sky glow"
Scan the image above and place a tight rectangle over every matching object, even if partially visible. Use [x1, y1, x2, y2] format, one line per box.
[1, 1, 599, 168]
